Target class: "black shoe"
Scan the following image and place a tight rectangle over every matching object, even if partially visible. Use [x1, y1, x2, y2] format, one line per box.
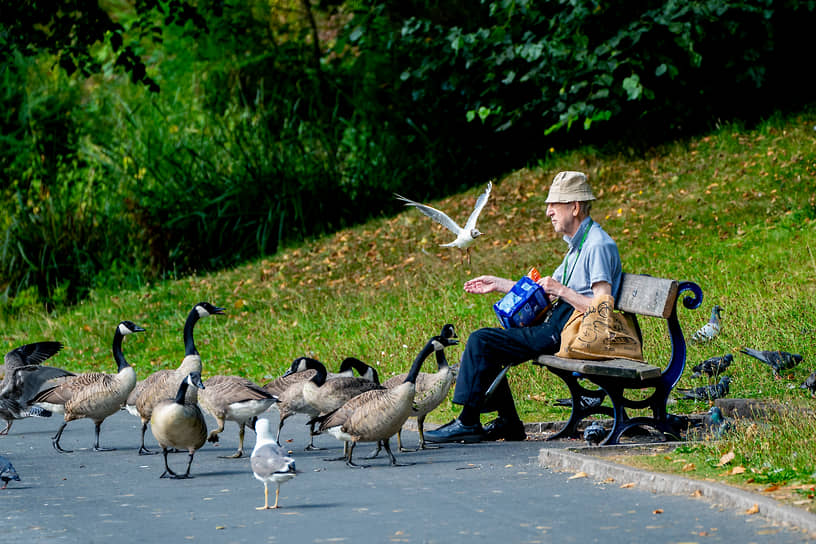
[424, 419, 485, 444]
[483, 416, 526, 441]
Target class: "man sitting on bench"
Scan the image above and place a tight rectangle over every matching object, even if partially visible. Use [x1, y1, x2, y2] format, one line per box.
[424, 171, 623, 444]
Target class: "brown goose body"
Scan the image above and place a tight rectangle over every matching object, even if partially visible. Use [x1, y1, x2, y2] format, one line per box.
[130, 302, 223, 454]
[262, 359, 324, 449]
[302, 358, 384, 416]
[150, 372, 207, 479]
[198, 375, 278, 458]
[31, 321, 144, 452]
[319, 324, 458, 467]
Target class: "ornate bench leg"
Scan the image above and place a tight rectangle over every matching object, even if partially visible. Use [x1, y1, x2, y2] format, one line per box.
[545, 368, 612, 441]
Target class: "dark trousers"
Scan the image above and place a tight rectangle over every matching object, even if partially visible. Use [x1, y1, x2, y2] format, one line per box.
[452, 323, 562, 415]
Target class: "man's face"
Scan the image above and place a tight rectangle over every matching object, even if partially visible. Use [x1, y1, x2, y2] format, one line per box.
[546, 201, 578, 235]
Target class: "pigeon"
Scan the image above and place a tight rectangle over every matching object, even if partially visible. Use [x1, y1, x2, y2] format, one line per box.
[251, 417, 298, 509]
[665, 413, 694, 436]
[583, 420, 606, 446]
[800, 371, 816, 397]
[740, 347, 803, 378]
[0, 455, 20, 489]
[690, 353, 734, 380]
[677, 375, 731, 401]
[395, 181, 492, 264]
[702, 406, 733, 439]
[690, 305, 723, 344]
[553, 394, 605, 409]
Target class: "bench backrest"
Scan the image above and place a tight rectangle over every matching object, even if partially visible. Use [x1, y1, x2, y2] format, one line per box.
[616, 274, 679, 319]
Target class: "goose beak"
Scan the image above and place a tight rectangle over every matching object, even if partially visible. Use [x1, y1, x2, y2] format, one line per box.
[212, 306, 226, 315]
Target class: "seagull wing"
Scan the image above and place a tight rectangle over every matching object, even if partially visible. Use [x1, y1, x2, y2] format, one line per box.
[463, 181, 492, 232]
[395, 194, 462, 235]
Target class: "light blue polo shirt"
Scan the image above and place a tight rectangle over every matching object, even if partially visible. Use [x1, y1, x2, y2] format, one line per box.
[551, 217, 622, 299]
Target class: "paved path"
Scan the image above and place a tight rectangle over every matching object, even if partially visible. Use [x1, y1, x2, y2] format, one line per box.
[1, 410, 812, 543]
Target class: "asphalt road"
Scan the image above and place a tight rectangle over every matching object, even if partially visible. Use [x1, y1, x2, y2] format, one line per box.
[1, 409, 811, 543]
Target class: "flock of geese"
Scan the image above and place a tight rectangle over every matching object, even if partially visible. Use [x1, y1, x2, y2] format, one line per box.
[0, 302, 460, 508]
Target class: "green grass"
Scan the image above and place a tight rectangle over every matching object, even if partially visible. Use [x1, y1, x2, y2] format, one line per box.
[1, 106, 815, 491]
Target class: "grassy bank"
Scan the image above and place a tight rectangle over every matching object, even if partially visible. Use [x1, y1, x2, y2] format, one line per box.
[2, 106, 815, 494]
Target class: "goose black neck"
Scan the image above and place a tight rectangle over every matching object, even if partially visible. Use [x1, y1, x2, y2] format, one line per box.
[434, 348, 449, 370]
[309, 362, 328, 386]
[183, 308, 201, 356]
[405, 341, 437, 384]
[174, 379, 191, 404]
[112, 330, 130, 372]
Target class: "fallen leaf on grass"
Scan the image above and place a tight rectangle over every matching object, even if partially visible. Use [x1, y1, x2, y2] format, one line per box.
[763, 485, 780, 493]
[730, 466, 746, 475]
[745, 503, 760, 515]
[681, 463, 696, 472]
[716, 450, 735, 466]
[568, 471, 588, 480]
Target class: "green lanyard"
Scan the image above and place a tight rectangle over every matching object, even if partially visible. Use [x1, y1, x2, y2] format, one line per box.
[561, 219, 593, 287]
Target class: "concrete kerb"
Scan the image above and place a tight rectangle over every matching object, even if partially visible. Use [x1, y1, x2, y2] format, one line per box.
[538, 444, 816, 537]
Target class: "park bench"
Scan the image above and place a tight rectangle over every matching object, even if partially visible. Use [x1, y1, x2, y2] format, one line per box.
[488, 273, 703, 445]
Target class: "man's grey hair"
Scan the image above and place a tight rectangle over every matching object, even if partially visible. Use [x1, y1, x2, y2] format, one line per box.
[578, 201, 592, 216]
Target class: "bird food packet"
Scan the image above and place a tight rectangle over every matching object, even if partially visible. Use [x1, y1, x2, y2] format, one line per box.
[493, 276, 551, 328]
[527, 267, 541, 282]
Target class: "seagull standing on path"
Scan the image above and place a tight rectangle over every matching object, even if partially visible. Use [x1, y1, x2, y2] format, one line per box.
[251, 417, 298, 510]
[396, 181, 492, 264]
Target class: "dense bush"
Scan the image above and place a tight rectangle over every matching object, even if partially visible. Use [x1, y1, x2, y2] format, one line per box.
[1, 0, 813, 306]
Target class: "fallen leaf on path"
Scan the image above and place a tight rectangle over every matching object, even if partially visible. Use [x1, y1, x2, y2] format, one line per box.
[691, 489, 703, 497]
[652, 509, 663, 514]
[620, 482, 636, 488]
[763, 484, 780, 493]
[745, 503, 760, 515]
[568, 471, 588, 480]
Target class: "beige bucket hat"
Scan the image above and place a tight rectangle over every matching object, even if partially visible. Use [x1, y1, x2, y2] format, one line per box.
[545, 171, 596, 203]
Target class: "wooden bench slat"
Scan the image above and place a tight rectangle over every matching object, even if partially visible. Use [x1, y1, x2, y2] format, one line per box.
[537, 354, 662, 380]
[616, 274, 679, 318]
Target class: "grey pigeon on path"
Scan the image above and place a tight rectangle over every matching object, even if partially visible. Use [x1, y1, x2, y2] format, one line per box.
[691, 353, 733, 380]
[800, 371, 816, 397]
[740, 347, 803, 378]
[690, 305, 723, 344]
[678, 375, 731, 401]
[0, 455, 20, 489]
[583, 420, 606, 446]
[395, 181, 492, 264]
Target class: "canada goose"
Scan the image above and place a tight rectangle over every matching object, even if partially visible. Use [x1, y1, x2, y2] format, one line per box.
[318, 324, 458, 468]
[302, 357, 384, 418]
[251, 417, 297, 509]
[383, 323, 458, 451]
[32, 321, 144, 453]
[261, 358, 325, 450]
[130, 302, 224, 454]
[198, 375, 279, 458]
[0, 341, 72, 435]
[150, 371, 207, 479]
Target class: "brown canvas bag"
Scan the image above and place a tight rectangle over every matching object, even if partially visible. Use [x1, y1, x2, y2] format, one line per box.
[556, 294, 644, 362]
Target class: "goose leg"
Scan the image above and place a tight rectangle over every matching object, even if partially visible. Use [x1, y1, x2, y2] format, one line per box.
[417, 415, 439, 450]
[139, 421, 158, 455]
[364, 440, 384, 459]
[159, 448, 178, 478]
[207, 418, 225, 445]
[304, 421, 323, 451]
[383, 438, 410, 467]
[181, 451, 195, 478]
[219, 422, 244, 459]
[323, 441, 349, 462]
[93, 420, 115, 451]
[275, 416, 286, 446]
[345, 442, 368, 469]
[52, 422, 72, 453]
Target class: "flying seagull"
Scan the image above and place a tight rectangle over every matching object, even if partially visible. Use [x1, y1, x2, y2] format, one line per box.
[395, 181, 492, 264]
